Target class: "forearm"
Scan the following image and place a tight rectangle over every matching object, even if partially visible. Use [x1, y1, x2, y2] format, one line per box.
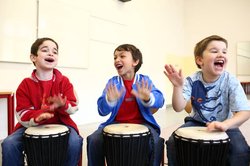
[172, 86, 186, 112]
[224, 111, 250, 129]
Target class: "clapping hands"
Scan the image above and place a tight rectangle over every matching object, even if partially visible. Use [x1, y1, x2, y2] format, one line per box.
[106, 78, 152, 103]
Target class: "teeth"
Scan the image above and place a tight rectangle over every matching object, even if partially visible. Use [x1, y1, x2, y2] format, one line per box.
[215, 60, 224, 64]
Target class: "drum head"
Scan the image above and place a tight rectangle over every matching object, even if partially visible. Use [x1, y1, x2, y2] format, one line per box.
[174, 126, 228, 141]
[24, 124, 69, 136]
[103, 123, 149, 135]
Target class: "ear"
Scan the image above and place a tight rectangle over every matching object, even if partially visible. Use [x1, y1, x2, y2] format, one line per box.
[30, 54, 36, 63]
[132, 59, 139, 67]
[195, 56, 203, 67]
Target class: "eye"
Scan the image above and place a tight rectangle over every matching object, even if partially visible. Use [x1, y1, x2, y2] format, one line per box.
[222, 50, 227, 54]
[53, 50, 58, 55]
[210, 49, 218, 53]
[41, 48, 49, 53]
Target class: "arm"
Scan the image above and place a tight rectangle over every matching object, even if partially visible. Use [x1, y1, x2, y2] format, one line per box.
[164, 64, 186, 112]
[207, 111, 250, 131]
[15, 80, 53, 127]
[53, 77, 78, 115]
[184, 100, 192, 114]
[97, 78, 124, 116]
[131, 76, 164, 110]
[207, 76, 250, 131]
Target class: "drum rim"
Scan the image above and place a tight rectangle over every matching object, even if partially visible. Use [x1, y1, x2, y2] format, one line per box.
[103, 123, 149, 135]
[103, 130, 150, 138]
[24, 124, 70, 138]
[174, 126, 229, 141]
[23, 130, 70, 139]
[174, 132, 230, 144]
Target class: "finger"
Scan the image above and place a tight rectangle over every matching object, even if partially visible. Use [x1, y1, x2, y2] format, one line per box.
[149, 83, 153, 91]
[166, 64, 174, 72]
[179, 69, 183, 77]
[163, 70, 169, 76]
[144, 79, 149, 89]
[164, 64, 172, 72]
[119, 87, 125, 96]
[131, 89, 138, 98]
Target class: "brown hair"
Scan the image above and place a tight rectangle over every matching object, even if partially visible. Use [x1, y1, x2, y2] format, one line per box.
[31, 37, 58, 56]
[194, 35, 228, 69]
[114, 44, 143, 73]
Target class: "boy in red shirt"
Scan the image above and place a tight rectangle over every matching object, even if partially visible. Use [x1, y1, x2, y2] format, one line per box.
[87, 44, 165, 166]
[1, 37, 83, 166]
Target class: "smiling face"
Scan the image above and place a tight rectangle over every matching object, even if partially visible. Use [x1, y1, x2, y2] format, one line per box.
[30, 40, 58, 71]
[196, 40, 228, 82]
[114, 50, 139, 80]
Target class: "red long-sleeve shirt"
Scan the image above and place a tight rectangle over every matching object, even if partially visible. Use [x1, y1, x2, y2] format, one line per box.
[14, 68, 79, 133]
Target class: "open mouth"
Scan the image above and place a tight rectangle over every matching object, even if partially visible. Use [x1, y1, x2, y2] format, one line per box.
[45, 58, 54, 63]
[115, 64, 123, 70]
[214, 60, 224, 67]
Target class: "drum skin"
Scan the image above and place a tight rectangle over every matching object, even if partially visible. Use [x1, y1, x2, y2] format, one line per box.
[23, 124, 70, 166]
[103, 123, 151, 166]
[174, 126, 230, 166]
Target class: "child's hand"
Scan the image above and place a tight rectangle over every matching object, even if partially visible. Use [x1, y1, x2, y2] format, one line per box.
[106, 83, 124, 102]
[47, 94, 67, 111]
[206, 121, 228, 132]
[35, 112, 54, 122]
[131, 78, 152, 102]
[164, 64, 184, 87]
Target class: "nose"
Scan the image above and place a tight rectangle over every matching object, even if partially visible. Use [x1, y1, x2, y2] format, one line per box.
[114, 57, 120, 62]
[218, 51, 225, 57]
[48, 50, 54, 56]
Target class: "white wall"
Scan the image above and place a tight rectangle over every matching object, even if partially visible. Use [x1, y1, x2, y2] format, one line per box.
[1, 0, 250, 127]
[183, 0, 250, 81]
[0, 0, 185, 126]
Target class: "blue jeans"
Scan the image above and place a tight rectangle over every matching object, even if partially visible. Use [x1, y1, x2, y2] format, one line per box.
[166, 117, 250, 166]
[1, 126, 83, 166]
[87, 123, 164, 166]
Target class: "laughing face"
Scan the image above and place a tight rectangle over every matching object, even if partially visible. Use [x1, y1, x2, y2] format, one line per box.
[114, 50, 139, 80]
[30, 40, 58, 71]
[196, 40, 228, 83]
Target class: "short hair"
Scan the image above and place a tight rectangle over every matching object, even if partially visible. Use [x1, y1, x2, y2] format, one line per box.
[114, 44, 143, 73]
[30, 37, 58, 56]
[194, 35, 228, 69]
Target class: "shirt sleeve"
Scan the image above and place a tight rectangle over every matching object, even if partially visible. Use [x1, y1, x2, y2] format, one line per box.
[229, 76, 250, 112]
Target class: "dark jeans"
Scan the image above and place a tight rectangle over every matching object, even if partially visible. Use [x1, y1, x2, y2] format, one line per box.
[166, 117, 250, 166]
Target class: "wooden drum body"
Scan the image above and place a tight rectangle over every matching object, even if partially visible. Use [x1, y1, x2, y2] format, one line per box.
[23, 124, 70, 166]
[103, 123, 151, 166]
[174, 126, 230, 166]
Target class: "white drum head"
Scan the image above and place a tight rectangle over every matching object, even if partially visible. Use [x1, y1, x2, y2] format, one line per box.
[175, 126, 228, 141]
[24, 124, 69, 136]
[103, 123, 149, 135]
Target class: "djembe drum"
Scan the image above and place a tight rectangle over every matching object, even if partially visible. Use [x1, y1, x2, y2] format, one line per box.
[174, 126, 230, 166]
[23, 124, 70, 166]
[103, 123, 151, 166]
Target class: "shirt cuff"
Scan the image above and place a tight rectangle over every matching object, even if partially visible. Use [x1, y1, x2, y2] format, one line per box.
[141, 93, 155, 107]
